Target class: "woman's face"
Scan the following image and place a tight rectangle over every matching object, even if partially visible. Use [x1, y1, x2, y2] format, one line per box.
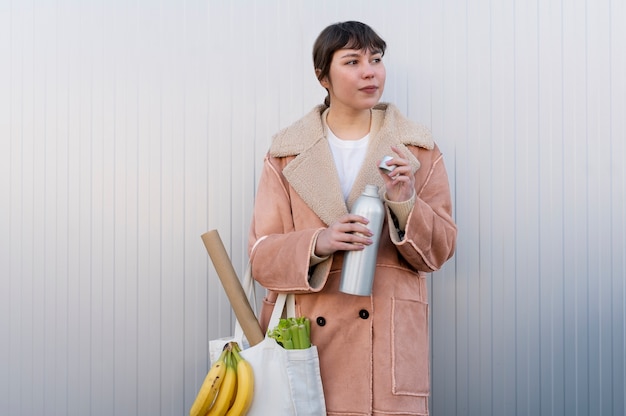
[320, 48, 386, 113]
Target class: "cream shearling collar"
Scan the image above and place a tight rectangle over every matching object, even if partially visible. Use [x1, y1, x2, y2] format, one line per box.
[269, 102, 433, 156]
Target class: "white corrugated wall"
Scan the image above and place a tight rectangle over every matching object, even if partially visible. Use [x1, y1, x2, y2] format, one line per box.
[1, 1, 624, 415]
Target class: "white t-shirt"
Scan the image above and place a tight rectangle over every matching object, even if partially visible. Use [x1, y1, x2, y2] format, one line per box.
[327, 128, 369, 202]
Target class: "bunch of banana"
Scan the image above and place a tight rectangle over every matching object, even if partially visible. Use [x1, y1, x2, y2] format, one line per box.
[224, 345, 254, 416]
[190, 342, 254, 416]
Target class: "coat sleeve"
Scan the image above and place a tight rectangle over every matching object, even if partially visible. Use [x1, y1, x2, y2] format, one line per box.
[390, 144, 457, 272]
[248, 155, 332, 293]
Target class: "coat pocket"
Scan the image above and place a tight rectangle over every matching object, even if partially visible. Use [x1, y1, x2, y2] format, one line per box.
[391, 297, 429, 396]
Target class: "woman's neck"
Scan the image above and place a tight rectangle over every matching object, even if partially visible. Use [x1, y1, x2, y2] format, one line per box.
[325, 107, 372, 140]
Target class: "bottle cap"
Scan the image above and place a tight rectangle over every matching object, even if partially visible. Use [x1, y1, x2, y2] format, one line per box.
[378, 155, 396, 173]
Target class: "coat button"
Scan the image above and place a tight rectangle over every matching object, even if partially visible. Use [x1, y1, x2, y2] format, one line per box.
[359, 309, 369, 319]
[316, 316, 326, 326]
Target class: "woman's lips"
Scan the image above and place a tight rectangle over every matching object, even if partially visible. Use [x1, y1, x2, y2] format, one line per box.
[360, 86, 378, 93]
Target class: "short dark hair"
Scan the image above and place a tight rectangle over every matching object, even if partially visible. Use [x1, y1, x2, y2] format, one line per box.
[312, 21, 387, 106]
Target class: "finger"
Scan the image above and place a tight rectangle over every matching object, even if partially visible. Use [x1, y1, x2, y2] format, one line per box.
[339, 231, 373, 248]
[390, 163, 413, 178]
[329, 221, 372, 241]
[392, 175, 411, 185]
[341, 242, 369, 251]
[339, 214, 371, 229]
[391, 145, 408, 159]
[347, 214, 370, 224]
[342, 222, 374, 238]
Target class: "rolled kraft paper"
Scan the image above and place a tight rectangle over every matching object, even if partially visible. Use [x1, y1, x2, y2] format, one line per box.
[201, 229, 264, 347]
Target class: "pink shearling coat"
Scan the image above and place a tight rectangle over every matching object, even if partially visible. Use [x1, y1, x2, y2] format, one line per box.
[248, 103, 456, 416]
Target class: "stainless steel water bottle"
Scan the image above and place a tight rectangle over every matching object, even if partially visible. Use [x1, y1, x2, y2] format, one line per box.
[339, 184, 385, 296]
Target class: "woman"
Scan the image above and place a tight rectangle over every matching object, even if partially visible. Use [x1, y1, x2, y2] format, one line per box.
[248, 21, 456, 415]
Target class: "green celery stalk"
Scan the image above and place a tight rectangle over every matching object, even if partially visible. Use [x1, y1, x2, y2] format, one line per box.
[298, 324, 311, 349]
[280, 327, 294, 349]
[289, 325, 301, 349]
[304, 318, 311, 340]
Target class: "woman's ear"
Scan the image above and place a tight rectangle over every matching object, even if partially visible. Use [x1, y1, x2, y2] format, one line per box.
[315, 69, 330, 88]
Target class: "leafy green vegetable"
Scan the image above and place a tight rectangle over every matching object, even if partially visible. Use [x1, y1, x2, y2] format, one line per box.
[268, 317, 311, 349]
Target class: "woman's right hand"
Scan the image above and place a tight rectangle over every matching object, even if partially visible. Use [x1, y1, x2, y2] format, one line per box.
[314, 214, 373, 257]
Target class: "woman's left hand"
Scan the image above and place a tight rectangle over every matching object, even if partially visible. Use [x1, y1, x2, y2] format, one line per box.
[378, 146, 415, 202]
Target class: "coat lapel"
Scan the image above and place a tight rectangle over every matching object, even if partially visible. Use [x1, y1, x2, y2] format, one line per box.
[270, 105, 347, 226]
[282, 136, 348, 226]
